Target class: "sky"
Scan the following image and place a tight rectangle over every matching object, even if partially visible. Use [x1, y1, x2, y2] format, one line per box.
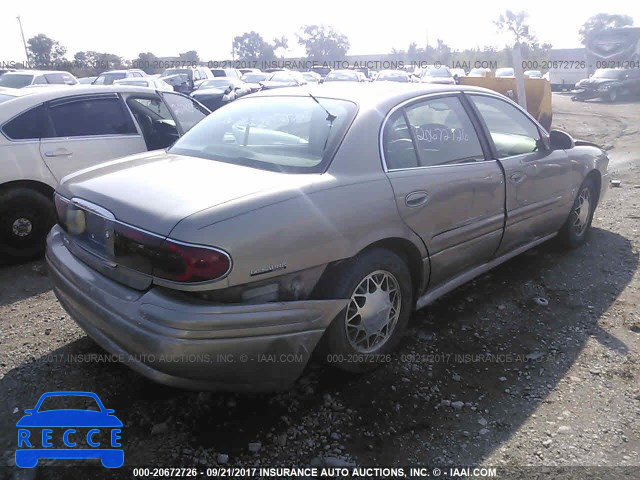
[1, 0, 638, 64]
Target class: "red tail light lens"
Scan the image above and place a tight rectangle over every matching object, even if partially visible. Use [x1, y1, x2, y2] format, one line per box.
[153, 240, 232, 283]
[114, 224, 231, 284]
[56, 195, 232, 285]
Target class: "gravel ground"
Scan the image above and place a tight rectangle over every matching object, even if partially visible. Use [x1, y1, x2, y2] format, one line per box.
[0, 94, 639, 480]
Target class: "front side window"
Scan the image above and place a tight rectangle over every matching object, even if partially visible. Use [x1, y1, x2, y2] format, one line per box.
[469, 95, 543, 158]
[2, 105, 49, 140]
[49, 97, 136, 137]
[161, 92, 208, 132]
[401, 96, 485, 167]
[169, 96, 357, 173]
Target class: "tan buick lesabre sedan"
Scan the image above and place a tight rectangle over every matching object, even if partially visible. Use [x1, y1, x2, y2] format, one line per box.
[46, 83, 609, 391]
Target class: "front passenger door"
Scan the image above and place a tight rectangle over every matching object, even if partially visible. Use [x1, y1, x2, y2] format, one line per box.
[467, 94, 573, 255]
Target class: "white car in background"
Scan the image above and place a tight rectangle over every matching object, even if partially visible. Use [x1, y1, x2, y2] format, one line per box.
[495, 68, 515, 78]
[0, 70, 78, 88]
[419, 65, 455, 84]
[91, 69, 147, 85]
[114, 77, 174, 92]
[0, 85, 210, 262]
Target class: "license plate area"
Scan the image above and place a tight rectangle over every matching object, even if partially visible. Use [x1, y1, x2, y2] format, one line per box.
[66, 200, 115, 262]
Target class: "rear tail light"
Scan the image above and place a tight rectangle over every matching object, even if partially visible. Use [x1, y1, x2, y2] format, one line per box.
[152, 240, 231, 283]
[114, 224, 232, 284]
[55, 194, 231, 284]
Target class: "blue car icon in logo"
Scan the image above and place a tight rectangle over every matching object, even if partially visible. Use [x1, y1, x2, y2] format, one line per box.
[16, 391, 123, 468]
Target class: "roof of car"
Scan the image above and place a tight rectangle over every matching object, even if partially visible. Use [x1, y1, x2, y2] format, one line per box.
[249, 82, 501, 109]
[0, 85, 160, 121]
[3, 69, 73, 76]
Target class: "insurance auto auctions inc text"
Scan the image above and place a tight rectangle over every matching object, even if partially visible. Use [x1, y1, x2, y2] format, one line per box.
[196, 466, 498, 478]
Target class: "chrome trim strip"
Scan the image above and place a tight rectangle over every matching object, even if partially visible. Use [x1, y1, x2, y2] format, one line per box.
[415, 233, 556, 310]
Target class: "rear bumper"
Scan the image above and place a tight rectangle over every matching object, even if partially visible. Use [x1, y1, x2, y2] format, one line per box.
[46, 226, 347, 392]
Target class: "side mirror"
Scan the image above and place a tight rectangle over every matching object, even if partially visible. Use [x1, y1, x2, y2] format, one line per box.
[549, 129, 575, 150]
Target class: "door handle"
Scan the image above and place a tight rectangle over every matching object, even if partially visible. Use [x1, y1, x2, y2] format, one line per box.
[509, 172, 526, 184]
[44, 149, 73, 158]
[405, 191, 429, 208]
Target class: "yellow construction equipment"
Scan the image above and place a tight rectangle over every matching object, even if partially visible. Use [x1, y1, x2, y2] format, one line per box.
[460, 76, 552, 131]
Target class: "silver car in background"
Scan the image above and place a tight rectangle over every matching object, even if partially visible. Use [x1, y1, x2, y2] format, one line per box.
[47, 83, 609, 391]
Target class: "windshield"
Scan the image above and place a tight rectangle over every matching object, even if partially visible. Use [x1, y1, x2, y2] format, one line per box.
[268, 72, 296, 82]
[200, 79, 233, 89]
[94, 72, 126, 85]
[0, 74, 34, 88]
[325, 71, 359, 81]
[593, 69, 623, 79]
[242, 73, 268, 83]
[169, 96, 357, 173]
[38, 395, 101, 412]
[163, 69, 189, 76]
[377, 71, 408, 82]
[424, 67, 451, 77]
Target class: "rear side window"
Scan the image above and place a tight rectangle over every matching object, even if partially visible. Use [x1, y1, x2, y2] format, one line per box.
[404, 96, 484, 166]
[49, 97, 137, 137]
[383, 96, 485, 169]
[2, 105, 49, 140]
[383, 110, 419, 170]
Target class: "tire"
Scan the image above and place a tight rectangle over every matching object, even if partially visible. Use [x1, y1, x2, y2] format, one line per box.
[0, 188, 56, 263]
[317, 248, 413, 373]
[557, 177, 597, 248]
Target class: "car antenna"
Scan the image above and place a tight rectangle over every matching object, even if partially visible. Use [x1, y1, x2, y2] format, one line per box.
[308, 93, 337, 122]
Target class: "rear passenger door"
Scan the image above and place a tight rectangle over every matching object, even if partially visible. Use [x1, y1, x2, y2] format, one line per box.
[39, 94, 147, 180]
[383, 94, 505, 287]
[466, 94, 573, 254]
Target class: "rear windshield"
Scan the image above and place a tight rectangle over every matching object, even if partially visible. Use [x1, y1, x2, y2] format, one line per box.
[94, 72, 127, 85]
[325, 71, 358, 81]
[242, 73, 268, 83]
[169, 96, 357, 173]
[425, 67, 451, 77]
[200, 79, 233, 88]
[163, 68, 190, 76]
[0, 74, 34, 88]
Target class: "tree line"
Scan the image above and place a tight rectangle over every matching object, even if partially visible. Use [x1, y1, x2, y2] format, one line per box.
[17, 12, 634, 78]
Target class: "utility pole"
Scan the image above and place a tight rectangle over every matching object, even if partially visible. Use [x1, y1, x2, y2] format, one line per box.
[16, 16, 30, 68]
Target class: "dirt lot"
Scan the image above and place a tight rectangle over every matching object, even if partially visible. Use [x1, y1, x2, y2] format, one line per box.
[1, 94, 639, 479]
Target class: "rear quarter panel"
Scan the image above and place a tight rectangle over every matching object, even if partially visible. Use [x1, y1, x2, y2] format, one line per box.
[168, 172, 425, 290]
[0, 138, 57, 188]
